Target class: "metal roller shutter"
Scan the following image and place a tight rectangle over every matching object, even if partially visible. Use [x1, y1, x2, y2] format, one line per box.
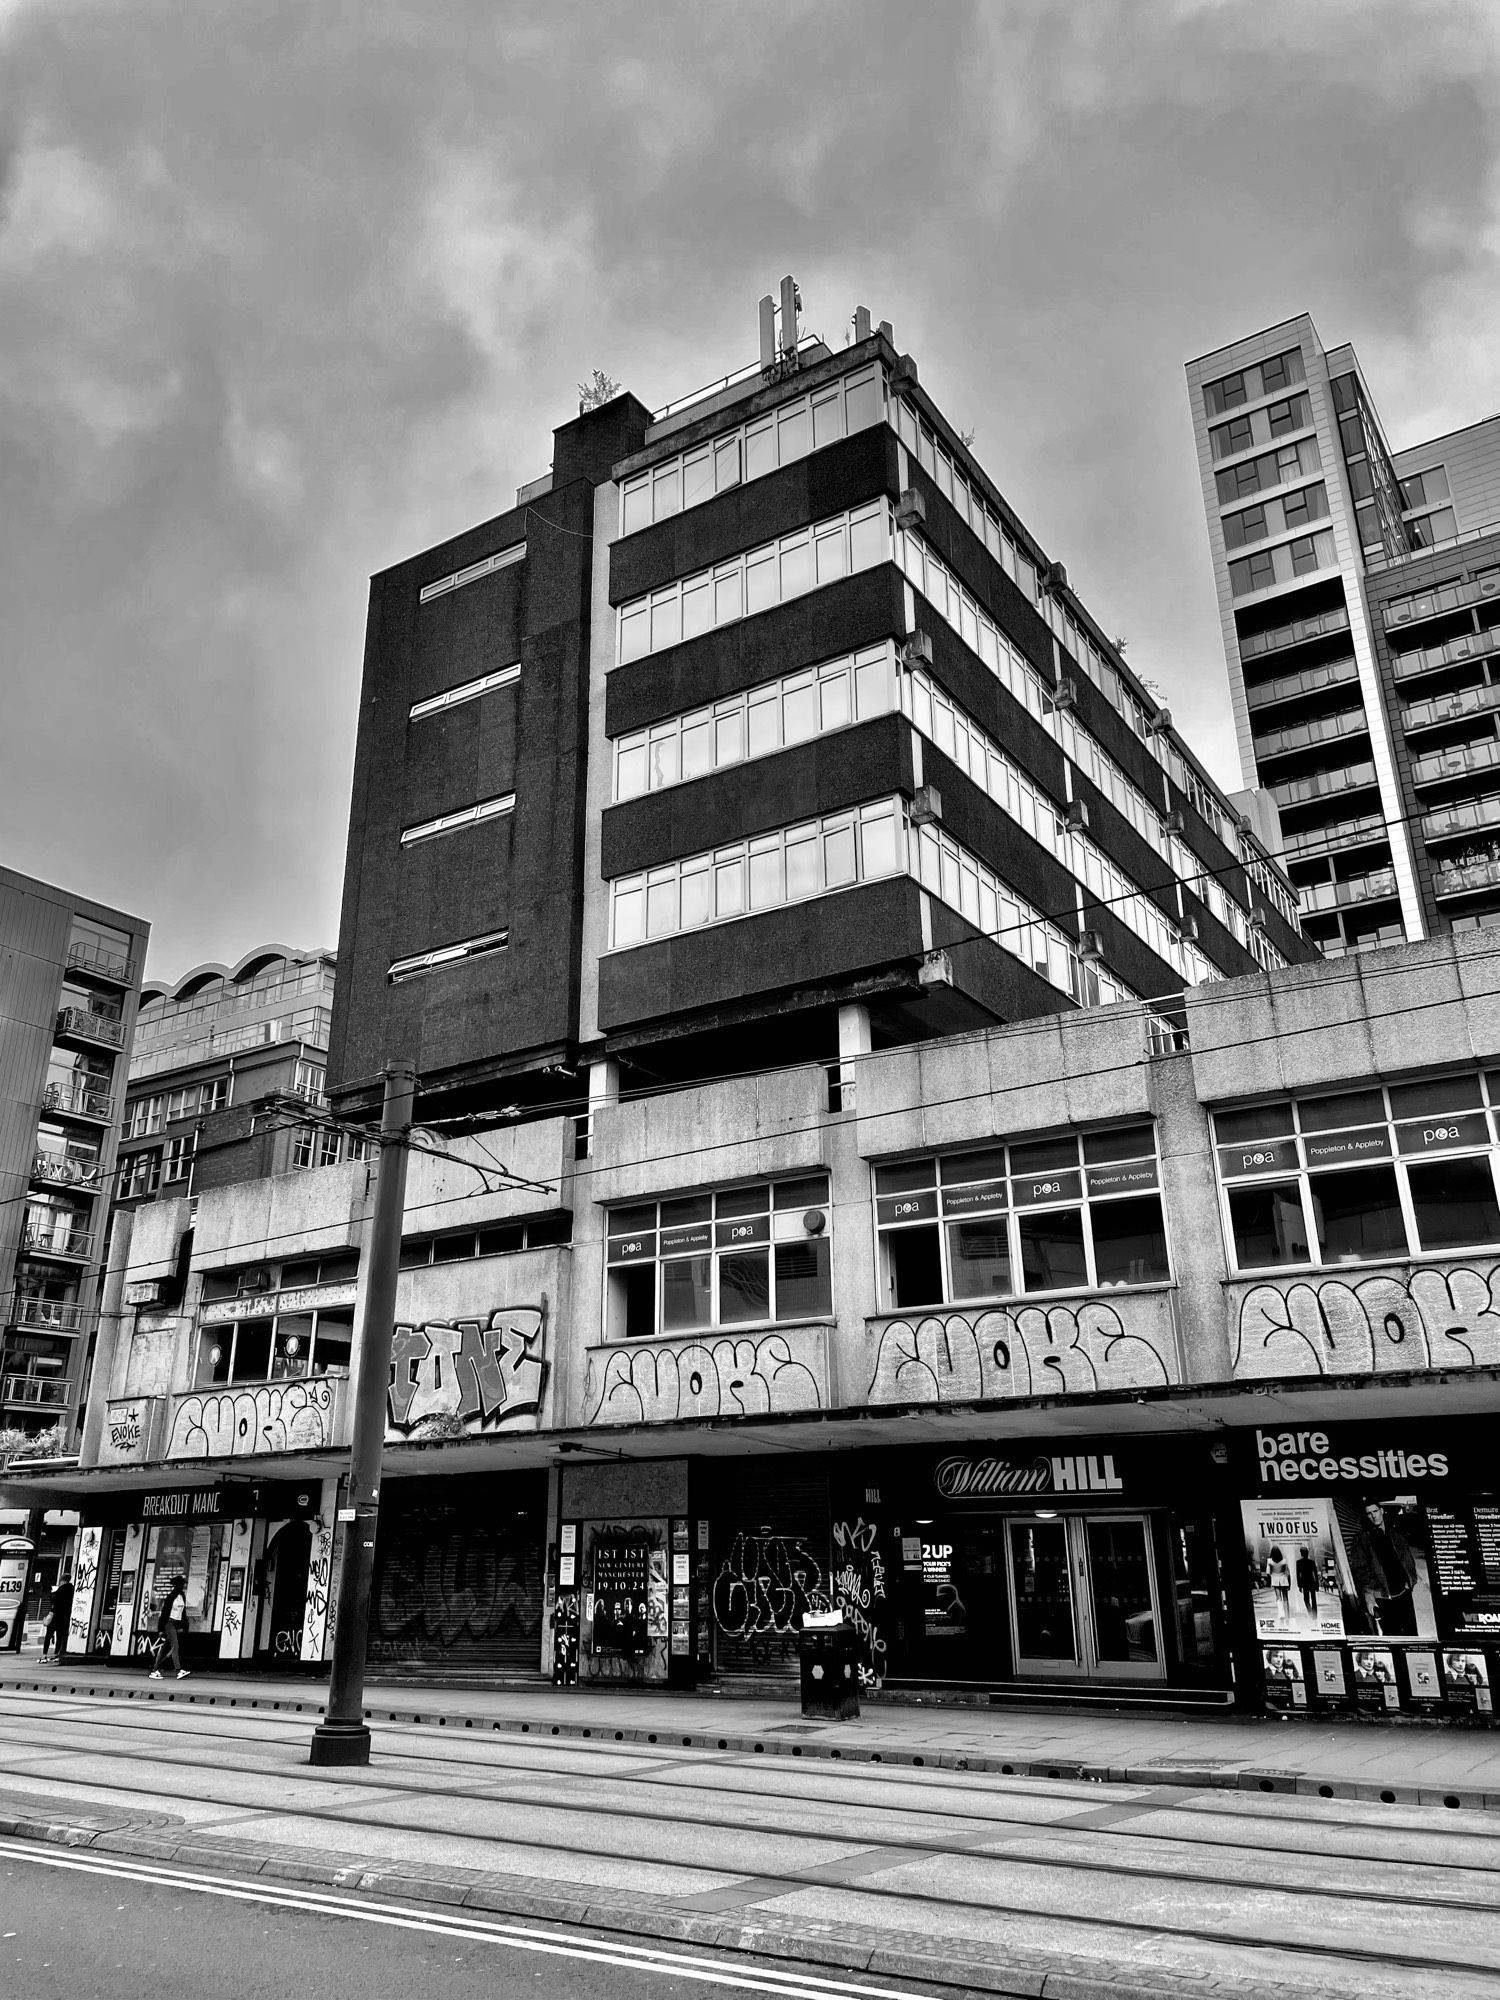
[706, 1462, 831, 1680]
[369, 1472, 547, 1675]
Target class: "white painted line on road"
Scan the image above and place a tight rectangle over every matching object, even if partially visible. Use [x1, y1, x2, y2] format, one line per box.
[0, 1840, 933, 1999]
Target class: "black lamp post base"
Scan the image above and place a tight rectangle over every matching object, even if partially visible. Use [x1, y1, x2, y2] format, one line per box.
[308, 1721, 371, 1766]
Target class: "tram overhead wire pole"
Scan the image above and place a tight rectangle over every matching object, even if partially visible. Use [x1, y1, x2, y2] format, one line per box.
[309, 1062, 415, 1768]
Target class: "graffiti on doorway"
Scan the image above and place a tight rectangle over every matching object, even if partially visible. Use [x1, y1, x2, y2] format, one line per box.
[67, 1526, 102, 1653]
[711, 1530, 831, 1650]
[1233, 1265, 1500, 1379]
[831, 1517, 888, 1688]
[866, 1299, 1176, 1408]
[165, 1376, 338, 1459]
[372, 1524, 543, 1659]
[585, 1329, 823, 1427]
[386, 1306, 547, 1439]
[301, 1509, 335, 1663]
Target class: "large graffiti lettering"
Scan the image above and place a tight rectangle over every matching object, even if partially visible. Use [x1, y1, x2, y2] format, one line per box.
[586, 1330, 823, 1427]
[166, 1377, 337, 1460]
[832, 1517, 888, 1688]
[866, 1300, 1175, 1408]
[1234, 1264, 1500, 1378]
[67, 1526, 102, 1653]
[372, 1523, 543, 1660]
[711, 1531, 830, 1642]
[301, 1511, 335, 1663]
[386, 1307, 546, 1439]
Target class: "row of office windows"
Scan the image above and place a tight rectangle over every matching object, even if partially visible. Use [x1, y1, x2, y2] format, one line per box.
[118, 1135, 194, 1200]
[123, 1078, 231, 1139]
[1229, 529, 1337, 599]
[618, 366, 884, 536]
[607, 1176, 834, 1338]
[1202, 347, 1306, 419]
[1221, 482, 1329, 552]
[1210, 393, 1313, 465]
[1215, 436, 1322, 506]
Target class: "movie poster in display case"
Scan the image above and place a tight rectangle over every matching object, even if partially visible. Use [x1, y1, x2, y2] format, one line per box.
[1351, 1647, 1399, 1712]
[1262, 1645, 1307, 1708]
[1442, 1650, 1494, 1715]
[1241, 1501, 1345, 1641]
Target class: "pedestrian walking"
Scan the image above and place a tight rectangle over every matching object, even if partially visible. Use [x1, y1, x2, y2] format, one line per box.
[149, 1575, 190, 1679]
[41, 1576, 74, 1661]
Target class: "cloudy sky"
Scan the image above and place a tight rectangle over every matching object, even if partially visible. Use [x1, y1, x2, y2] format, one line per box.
[2, 0, 1497, 978]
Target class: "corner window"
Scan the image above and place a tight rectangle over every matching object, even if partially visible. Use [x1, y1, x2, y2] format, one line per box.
[605, 1175, 832, 1338]
[875, 1125, 1167, 1309]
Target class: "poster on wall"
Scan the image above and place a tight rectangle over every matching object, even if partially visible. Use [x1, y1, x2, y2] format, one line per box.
[1351, 1647, 1399, 1711]
[1311, 1649, 1350, 1707]
[1241, 1501, 1347, 1640]
[1262, 1646, 1307, 1708]
[1422, 1503, 1500, 1643]
[1443, 1650, 1494, 1714]
[1329, 1497, 1439, 1641]
[1403, 1649, 1443, 1708]
[920, 1538, 966, 1639]
[591, 1541, 649, 1656]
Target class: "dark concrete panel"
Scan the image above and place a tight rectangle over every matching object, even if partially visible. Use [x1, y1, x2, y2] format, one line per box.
[903, 459, 1055, 680]
[925, 903, 1074, 1022]
[918, 616, 1068, 803]
[920, 746, 1078, 938]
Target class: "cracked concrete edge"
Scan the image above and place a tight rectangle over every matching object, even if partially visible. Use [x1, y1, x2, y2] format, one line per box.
[0, 1805, 1316, 2000]
[7, 1673, 1498, 1812]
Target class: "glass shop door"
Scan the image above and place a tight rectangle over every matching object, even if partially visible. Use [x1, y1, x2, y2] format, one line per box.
[1005, 1514, 1165, 1680]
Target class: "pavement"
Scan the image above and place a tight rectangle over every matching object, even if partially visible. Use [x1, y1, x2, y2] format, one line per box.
[4, 1649, 1500, 1808]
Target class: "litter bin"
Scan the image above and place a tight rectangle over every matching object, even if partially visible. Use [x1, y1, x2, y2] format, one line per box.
[799, 1612, 860, 1720]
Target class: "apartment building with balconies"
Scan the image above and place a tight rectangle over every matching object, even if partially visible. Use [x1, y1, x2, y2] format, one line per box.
[1187, 318, 1500, 956]
[329, 284, 1314, 1142]
[0, 866, 148, 1444]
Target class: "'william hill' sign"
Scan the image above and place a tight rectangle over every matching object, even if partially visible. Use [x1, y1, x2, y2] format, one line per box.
[934, 1453, 1124, 1500]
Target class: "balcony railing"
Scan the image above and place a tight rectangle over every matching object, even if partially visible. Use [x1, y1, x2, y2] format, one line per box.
[1253, 706, 1368, 761]
[1421, 794, 1500, 842]
[1245, 655, 1360, 714]
[128, 1007, 332, 1080]
[1410, 736, 1500, 788]
[1401, 680, 1500, 735]
[1, 1375, 71, 1409]
[1296, 869, 1398, 914]
[1433, 856, 1500, 899]
[1270, 760, 1377, 808]
[42, 1081, 114, 1122]
[1280, 812, 1388, 858]
[1390, 626, 1500, 684]
[1372, 525, 1500, 582]
[66, 941, 135, 984]
[30, 1151, 103, 1191]
[4, 1294, 91, 1332]
[55, 1005, 124, 1048]
[1238, 605, 1351, 664]
[19, 1225, 94, 1261]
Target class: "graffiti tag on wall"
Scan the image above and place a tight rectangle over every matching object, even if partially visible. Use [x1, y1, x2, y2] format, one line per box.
[372, 1525, 543, 1659]
[866, 1299, 1176, 1407]
[586, 1330, 823, 1427]
[166, 1377, 337, 1459]
[1233, 1264, 1500, 1378]
[386, 1307, 547, 1440]
[711, 1530, 831, 1644]
[832, 1516, 888, 1688]
[102, 1401, 148, 1463]
[302, 1509, 335, 1663]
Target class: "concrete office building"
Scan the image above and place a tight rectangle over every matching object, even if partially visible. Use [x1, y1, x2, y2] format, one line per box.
[11, 935, 1500, 1726]
[1186, 316, 1500, 956]
[0, 866, 148, 1448]
[331, 285, 1312, 1143]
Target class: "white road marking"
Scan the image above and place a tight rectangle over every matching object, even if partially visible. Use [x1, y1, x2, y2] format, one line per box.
[0, 1840, 929, 1998]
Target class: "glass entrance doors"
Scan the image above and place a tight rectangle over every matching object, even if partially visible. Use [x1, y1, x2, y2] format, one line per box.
[1005, 1514, 1165, 1679]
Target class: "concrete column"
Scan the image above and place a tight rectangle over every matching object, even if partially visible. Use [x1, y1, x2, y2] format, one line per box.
[835, 1004, 872, 1112]
[580, 1058, 620, 1158]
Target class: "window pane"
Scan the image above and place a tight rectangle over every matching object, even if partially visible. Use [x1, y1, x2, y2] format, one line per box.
[887, 1224, 943, 1307]
[1216, 1104, 1295, 1145]
[785, 829, 818, 899]
[719, 1249, 771, 1323]
[1010, 1135, 1080, 1177]
[747, 687, 780, 756]
[616, 738, 648, 800]
[715, 566, 742, 625]
[1299, 1089, 1384, 1132]
[231, 1319, 272, 1382]
[311, 1309, 353, 1374]
[774, 1238, 831, 1318]
[682, 449, 713, 509]
[783, 675, 817, 743]
[715, 436, 741, 492]
[622, 480, 651, 535]
[682, 576, 713, 640]
[1018, 1208, 1088, 1292]
[819, 670, 851, 732]
[715, 856, 745, 917]
[778, 402, 811, 462]
[649, 730, 680, 790]
[823, 821, 856, 887]
[749, 842, 783, 909]
[845, 369, 880, 432]
[780, 534, 813, 599]
[680, 864, 711, 929]
[745, 420, 775, 480]
[745, 550, 777, 614]
[619, 604, 648, 663]
[1091, 1195, 1170, 1285]
[854, 651, 890, 717]
[613, 884, 645, 947]
[1389, 1075, 1482, 1118]
[715, 707, 744, 766]
[1310, 1166, 1407, 1263]
[1227, 1182, 1309, 1267]
[811, 392, 841, 449]
[650, 592, 680, 651]
[680, 716, 711, 781]
[849, 507, 885, 571]
[859, 808, 899, 879]
[662, 1256, 712, 1330]
[646, 874, 677, 937]
[1408, 1157, 1500, 1251]
[815, 527, 847, 588]
[948, 1219, 1011, 1299]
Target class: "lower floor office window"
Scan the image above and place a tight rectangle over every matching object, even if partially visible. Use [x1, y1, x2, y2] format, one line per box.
[606, 1176, 832, 1338]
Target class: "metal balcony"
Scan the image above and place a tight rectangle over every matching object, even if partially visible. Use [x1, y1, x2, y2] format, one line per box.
[19, 1224, 94, 1262]
[1410, 736, 1500, 788]
[1270, 760, 1377, 808]
[30, 1152, 103, 1192]
[66, 941, 136, 985]
[1390, 626, 1500, 684]
[1245, 655, 1359, 714]
[4, 1294, 92, 1332]
[42, 1081, 114, 1122]
[1, 1375, 71, 1409]
[1433, 856, 1500, 900]
[1421, 794, 1500, 842]
[55, 1005, 124, 1049]
[1401, 680, 1500, 735]
[1296, 869, 1398, 914]
[1238, 606, 1351, 664]
[1252, 706, 1368, 761]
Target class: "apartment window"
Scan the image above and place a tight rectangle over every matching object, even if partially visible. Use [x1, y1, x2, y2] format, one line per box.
[292, 1061, 326, 1103]
[124, 1095, 165, 1140]
[401, 792, 515, 847]
[1214, 1075, 1500, 1272]
[1230, 549, 1278, 596]
[612, 644, 898, 802]
[1211, 416, 1255, 459]
[1401, 467, 1450, 511]
[196, 1297, 356, 1385]
[1221, 504, 1268, 551]
[1409, 508, 1458, 550]
[1216, 372, 1247, 410]
[875, 1125, 1167, 1310]
[1279, 484, 1324, 530]
[616, 500, 891, 666]
[619, 365, 884, 536]
[201, 1076, 231, 1115]
[1267, 394, 1311, 438]
[387, 928, 508, 983]
[399, 1212, 572, 1269]
[418, 541, 524, 604]
[408, 663, 519, 722]
[291, 1126, 367, 1170]
[1259, 354, 1292, 393]
[609, 800, 905, 948]
[605, 1176, 832, 1339]
[1289, 536, 1321, 576]
[118, 1151, 162, 1201]
[162, 1134, 195, 1185]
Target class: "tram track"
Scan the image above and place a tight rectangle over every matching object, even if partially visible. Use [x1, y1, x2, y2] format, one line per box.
[1, 1690, 1495, 1882]
[0, 1710, 1497, 1975]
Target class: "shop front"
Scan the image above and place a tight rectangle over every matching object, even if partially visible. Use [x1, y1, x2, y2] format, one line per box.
[1232, 1414, 1500, 1721]
[69, 1476, 337, 1672]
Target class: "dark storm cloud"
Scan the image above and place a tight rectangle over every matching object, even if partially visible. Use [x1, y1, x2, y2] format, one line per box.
[0, 0, 1495, 972]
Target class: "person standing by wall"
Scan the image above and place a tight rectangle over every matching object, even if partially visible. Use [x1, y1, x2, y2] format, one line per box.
[41, 1575, 73, 1661]
[149, 1575, 190, 1679]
